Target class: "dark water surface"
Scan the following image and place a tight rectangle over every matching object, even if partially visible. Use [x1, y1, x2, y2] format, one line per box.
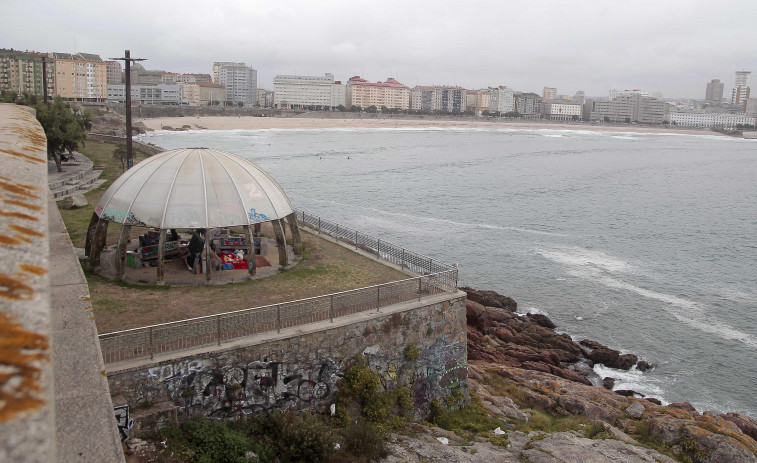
[139, 127, 757, 416]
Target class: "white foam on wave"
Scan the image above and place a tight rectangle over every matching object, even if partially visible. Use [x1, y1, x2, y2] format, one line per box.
[593, 364, 668, 402]
[537, 245, 757, 350]
[611, 135, 637, 140]
[536, 246, 636, 274]
[516, 306, 550, 317]
[302, 199, 574, 238]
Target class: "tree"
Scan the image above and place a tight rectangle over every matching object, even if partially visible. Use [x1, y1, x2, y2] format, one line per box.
[603, 116, 611, 123]
[624, 117, 631, 123]
[336, 104, 345, 112]
[571, 115, 580, 121]
[504, 111, 522, 118]
[350, 105, 362, 112]
[1, 90, 18, 103]
[113, 143, 127, 173]
[366, 105, 378, 113]
[35, 97, 91, 172]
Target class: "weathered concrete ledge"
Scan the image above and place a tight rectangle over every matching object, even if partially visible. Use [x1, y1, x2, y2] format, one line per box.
[0, 103, 124, 462]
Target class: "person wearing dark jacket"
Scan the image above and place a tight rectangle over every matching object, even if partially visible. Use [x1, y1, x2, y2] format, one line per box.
[186, 228, 205, 273]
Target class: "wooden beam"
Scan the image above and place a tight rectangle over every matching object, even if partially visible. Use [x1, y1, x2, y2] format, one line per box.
[84, 212, 98, 257]
[115, 224, 131, 279]
[286, 213, 304, 256]
[157, 228, 167, 282]
[273, 219, 288, 266]
[244, 225, 256, 275]
[89, 219, 108, 269]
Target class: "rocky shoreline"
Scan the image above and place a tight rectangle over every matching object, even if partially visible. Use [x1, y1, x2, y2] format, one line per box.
[459, 286, 757, 462]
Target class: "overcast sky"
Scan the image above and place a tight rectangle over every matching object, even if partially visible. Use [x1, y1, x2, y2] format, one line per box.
[3, 0, 755, 99]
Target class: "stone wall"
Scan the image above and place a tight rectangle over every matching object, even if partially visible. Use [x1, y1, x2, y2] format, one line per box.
[107, 293, 467, 434]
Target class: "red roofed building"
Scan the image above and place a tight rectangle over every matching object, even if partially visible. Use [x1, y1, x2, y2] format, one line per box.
[346, 76, 410, 110]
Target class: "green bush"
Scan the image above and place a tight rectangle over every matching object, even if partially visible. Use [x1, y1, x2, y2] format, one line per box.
[404, 344, 420, 361]
[341, 420, 388, 462]
[164, 417, 250, 463]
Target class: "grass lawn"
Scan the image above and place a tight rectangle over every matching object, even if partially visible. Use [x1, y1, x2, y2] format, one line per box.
[61, 140, 409, 333]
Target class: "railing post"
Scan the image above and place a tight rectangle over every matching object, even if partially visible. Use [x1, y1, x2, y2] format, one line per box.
[330, 294, 334, 322]
[318, 217, 321, 233]
[149, 327, 154, 360]
[402, 248, 405, 269]
[217, 315, 221, 345]
[376, 284, 381, 312]
[277, 304, 281, 333]
[355, 231, 359, 249]
[377, 239, 381, 258]
[418, 277, 422, 301]
[429, 258, 433, 274]
[336, 224, 339, 241]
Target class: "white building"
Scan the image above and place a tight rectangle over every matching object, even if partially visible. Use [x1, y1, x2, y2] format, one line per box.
[545, 102, 582, 120]
[331, 81, 345, 109]
[489, 86, 514, 114]
[667, 112, 756, 129]
[273, 73, 336, 109]
[107, 83, 182, 105]
[218, 63, 258, 107]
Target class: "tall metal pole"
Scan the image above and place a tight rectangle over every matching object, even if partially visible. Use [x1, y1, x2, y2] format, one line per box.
[125, 50, 133, 169]
[41, 57, 48, 104]
[110, 50, 146, 170]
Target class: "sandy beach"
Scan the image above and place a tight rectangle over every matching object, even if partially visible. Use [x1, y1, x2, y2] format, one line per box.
[138, 115, 729, 137]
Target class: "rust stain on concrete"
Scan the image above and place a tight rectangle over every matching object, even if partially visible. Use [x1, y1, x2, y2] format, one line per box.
[0, 312, 49, 422]
[9, 224, 44, 237]
[18, 264, 47, 276]
[0, 209, 38, 222]
[5, 199, 43, 211]
[0, 148, 45, 164]
[0, 235, 23, 246]
[0, 273, 35, 300]
[0, 178, 40, 198]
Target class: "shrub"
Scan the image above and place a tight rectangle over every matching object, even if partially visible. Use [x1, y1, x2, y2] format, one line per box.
[341, 420, 388, 462]
[404, 344, 420, 361]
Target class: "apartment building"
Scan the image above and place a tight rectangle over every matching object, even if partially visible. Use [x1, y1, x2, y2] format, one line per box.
[51, 52, 107, 101]
[0, 49, 53, 98]
[105, 60, 122, 84]
[514, 92, 543, 118]
[273, 73, 336, 109]
[489, 86, 514, 114]
[130, 63, 164, 85]
[542, 86, 557, 101]
[590, 93, 666, 123]
[218, 63, 257, 107]
[667, 112, 755, 129]
[180, 82, 226, 106]
[346, 76, 409, 110]
[465, 89, 491, 114]
[162, 73, 213, 84]
[409, 85, 466, 112]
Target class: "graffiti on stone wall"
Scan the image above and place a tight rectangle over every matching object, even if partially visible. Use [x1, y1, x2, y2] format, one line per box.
[142, 358, 340, 419]
[364, 336, 468, 416]
[114, 405, 135, 441]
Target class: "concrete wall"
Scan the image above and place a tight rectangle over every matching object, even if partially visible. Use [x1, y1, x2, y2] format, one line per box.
[107, 292, 467, 435]
[0, 103, 124, 462]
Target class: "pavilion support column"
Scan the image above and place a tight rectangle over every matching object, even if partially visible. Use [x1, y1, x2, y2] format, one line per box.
[205, 229, 212, 283]
[115, 224, 131, 280]
[286, 213, 304, 256]
[84, 212, 98, 257]
[254, 223, 261, 237]
[244, 225, 256, 276]
[89, 218, 108, 270]
[273, 219, 288, 267]
[157, 229, 167, 283]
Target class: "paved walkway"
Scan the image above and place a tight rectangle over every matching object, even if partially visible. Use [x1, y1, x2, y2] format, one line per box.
[48, 152, 104, 199]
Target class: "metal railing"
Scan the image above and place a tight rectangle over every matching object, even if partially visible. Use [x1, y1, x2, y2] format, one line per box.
[297, 210, 457, 288]
[98, 213, 458, 364]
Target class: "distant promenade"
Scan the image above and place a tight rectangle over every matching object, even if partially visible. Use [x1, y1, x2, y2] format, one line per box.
[138, 114, 731, 137]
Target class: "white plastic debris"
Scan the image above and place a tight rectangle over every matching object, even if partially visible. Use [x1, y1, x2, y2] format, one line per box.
[330, 403, 336, 416]
[437, 437, 449, 445]
[334, 443, 341, 450]
[494, 427, 506, 435]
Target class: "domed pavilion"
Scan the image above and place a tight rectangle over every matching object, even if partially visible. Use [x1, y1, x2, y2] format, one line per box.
[85, 148, 303, 284]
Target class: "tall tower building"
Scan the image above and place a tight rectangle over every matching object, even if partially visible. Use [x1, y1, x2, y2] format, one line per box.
[217, 63, 257, 107]
[542, 86, 557, 101]
[732, 71, 751, 109]
[705, 79, 724, 106]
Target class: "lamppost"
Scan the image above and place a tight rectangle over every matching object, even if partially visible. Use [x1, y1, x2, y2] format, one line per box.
[109, 50, 146, 169]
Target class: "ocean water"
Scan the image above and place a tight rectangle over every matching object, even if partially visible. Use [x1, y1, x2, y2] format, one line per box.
[138, 126, 757, 417]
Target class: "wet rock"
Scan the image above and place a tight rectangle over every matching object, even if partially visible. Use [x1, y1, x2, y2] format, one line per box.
[615, 389, 638, 397]
[644, 397, 662, 405]
[636, 360, 652, 371]
[614, 353, 638, 370]
[461, 287, 517, 311]
[526, 313, 556, 329]
[602, 377, 616, 390]
[669, 402, 698, 414]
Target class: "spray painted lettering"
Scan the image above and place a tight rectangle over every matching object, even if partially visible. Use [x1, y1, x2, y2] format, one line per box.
[114, 405, 135, 441]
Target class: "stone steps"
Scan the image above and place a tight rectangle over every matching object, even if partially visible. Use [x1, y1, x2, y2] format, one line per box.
[49, 168, 104, 199]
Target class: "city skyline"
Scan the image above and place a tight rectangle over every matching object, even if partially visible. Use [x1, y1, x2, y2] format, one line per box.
[2, 0, 755, 99]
